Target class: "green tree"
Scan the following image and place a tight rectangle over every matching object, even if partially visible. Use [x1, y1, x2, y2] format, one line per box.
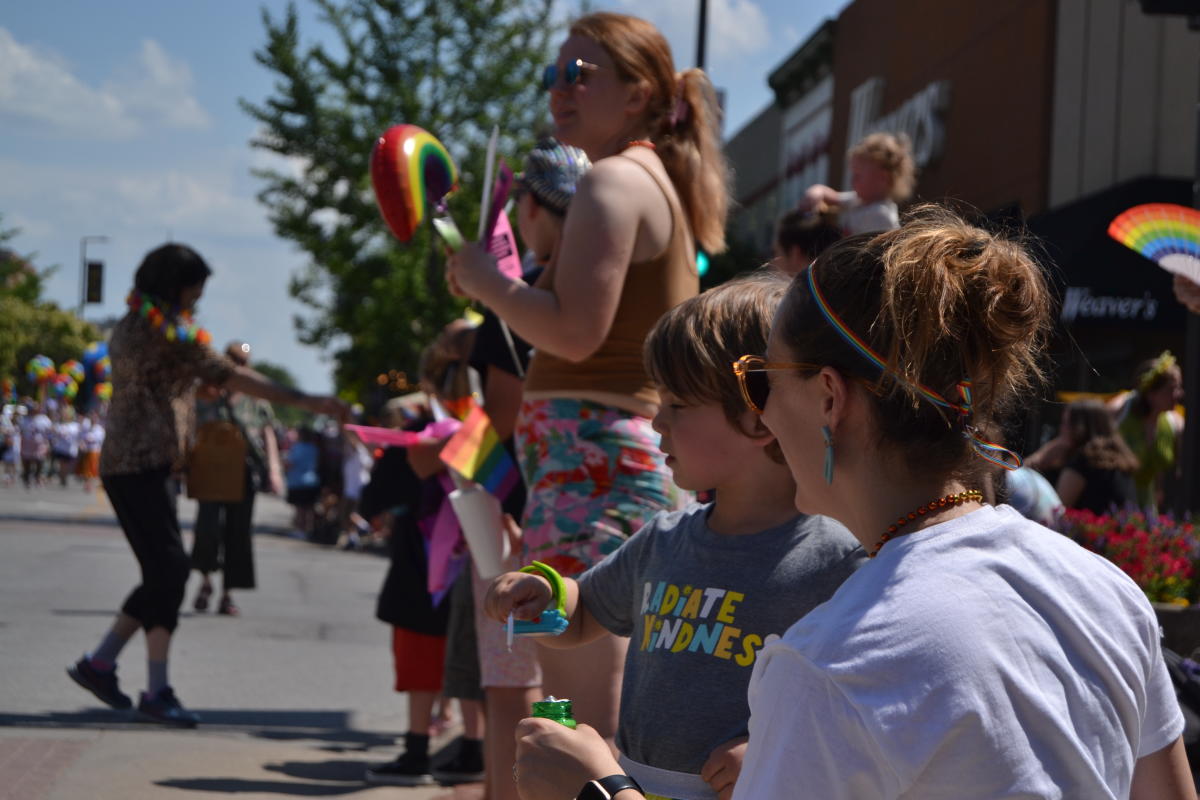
[0, 214, 49, 305]
[0, 216, 99, 396]
[242, 0, 555, 399]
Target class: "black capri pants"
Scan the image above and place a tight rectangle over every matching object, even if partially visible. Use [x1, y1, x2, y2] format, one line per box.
[102, 466, 192, 633]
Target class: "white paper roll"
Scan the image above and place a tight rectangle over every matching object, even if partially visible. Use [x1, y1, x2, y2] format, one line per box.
[448, 486, 509, 579]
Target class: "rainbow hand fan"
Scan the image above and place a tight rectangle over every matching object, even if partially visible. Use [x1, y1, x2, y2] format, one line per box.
[1108, 203, 1200, 284]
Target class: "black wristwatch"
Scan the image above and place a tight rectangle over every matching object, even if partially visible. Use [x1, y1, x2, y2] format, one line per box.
[577, 773, 643, 800]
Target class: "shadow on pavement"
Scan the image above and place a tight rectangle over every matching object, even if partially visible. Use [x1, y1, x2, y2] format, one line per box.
[154, 777, 372, 796]
[263, 759, 376, 782]
[0, 709, 396, 749]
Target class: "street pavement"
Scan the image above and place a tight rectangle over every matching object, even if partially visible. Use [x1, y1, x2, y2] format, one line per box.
[0, 479, 473, 800]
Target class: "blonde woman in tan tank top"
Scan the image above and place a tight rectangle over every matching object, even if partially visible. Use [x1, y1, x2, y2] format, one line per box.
[448, 12, 730, 753]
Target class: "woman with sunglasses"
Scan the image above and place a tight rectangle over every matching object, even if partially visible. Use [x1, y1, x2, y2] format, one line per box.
[447, 12, 729, 745]
[508, 207, 1193, 800]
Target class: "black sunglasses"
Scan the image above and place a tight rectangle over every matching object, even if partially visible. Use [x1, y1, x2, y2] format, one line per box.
[541, 59, 599, 91]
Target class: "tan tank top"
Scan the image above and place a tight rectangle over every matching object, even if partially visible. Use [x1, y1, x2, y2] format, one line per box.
[523, 151, 698, 409]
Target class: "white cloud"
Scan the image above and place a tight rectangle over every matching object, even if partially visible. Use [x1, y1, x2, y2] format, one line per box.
[0, 155, 271, 246]
[104, 40, 210, 130]
[613, 0, 770, 65]
[0, 154, 331, 391]
[0, 28, 209, 139]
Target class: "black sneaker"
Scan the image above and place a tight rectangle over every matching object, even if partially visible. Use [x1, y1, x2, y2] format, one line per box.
[431, 737, 485, 785]
[364, 751, 434, 786]
[136, 686, 200, 728]
[67, 657, 132, 710]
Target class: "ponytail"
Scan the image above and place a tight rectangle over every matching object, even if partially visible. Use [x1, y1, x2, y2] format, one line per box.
[654, 69, 730, 254]
[570, 13, 731, 255]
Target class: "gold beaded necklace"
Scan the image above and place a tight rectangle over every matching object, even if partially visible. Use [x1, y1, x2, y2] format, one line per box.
[870, 489, 983, 559]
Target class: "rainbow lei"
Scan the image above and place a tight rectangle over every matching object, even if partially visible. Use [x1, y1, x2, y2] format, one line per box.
[126, 290, 212, 346]
[805, 265, 1022, 471]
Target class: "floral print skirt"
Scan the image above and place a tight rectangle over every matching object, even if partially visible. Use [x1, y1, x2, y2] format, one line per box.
[515, 398, 686, 577]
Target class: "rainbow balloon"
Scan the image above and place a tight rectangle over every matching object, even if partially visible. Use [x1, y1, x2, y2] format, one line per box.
[94, 356, 111, 382]
[26, 355, 55, 385]
[1108, 203, 1200, 283]
[60, 359, 85, 385]
[95, 382, 113, 402]
[371, 124, 459, 243]
[82, 340, 107, 367]
[52, 374, 78, 400]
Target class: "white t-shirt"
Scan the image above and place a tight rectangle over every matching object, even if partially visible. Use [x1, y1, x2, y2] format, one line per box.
[341, 440, 373, 501]
[51, 420, 81, 457]
[835, 190, 899, 235]
[734, 505, 1182, 800]
[81, 423, 105, 452]
[20, 414, 51, 457]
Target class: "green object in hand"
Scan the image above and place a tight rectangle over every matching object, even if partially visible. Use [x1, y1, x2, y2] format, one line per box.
[531, 696, 577, 729]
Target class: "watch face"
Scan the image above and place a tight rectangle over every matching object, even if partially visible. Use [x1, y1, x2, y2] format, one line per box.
[577, 780, 608, 800]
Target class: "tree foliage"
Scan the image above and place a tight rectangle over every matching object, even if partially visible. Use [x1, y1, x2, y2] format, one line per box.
[242, 0, 555, 399]
[0, 215, 99, 396]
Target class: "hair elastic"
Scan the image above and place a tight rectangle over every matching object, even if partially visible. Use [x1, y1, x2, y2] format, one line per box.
[804, 265, 1022, 471]
[667, 86, 689, 130]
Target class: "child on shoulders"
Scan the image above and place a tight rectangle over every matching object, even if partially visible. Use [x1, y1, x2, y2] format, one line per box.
[800, 132, 915, 236]
[487, 271, 866, 800]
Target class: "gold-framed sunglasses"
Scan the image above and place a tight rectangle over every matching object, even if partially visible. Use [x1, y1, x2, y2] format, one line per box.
[541, 59, 599, 91]
[732, 355, 821, 415]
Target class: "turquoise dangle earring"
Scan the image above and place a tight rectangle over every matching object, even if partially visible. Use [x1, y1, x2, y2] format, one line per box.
[821, 425, 834, 484]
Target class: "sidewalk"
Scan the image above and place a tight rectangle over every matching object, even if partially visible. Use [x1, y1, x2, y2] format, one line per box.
[0, 483, 481, 800]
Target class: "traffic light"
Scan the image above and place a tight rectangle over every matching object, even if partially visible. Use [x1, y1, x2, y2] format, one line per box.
[85, 260, 103, 304]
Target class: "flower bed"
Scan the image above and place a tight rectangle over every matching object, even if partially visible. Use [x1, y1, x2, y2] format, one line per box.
[1055, 508, 1198, 605]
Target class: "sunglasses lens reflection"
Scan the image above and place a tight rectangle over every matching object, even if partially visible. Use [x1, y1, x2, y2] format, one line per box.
[564, 61, 580, 85]
[541, 65, 556, 91]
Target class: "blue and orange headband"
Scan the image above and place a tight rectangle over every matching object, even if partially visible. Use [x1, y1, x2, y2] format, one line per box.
[805, 264, 1022, 471]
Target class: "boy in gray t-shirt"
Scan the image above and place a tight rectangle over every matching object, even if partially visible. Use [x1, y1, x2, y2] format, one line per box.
[487, 273, 865, 800]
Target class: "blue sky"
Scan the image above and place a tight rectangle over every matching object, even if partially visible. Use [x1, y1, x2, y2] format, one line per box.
[0, 0, 844, 392]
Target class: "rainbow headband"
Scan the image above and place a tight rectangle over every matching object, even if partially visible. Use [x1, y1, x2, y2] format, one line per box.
[804, 265, 1022, 471]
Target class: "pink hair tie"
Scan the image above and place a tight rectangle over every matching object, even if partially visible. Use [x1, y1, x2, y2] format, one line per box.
[668, 93, 689, 130]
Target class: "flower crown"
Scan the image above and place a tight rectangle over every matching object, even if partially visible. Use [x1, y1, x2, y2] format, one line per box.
[1137, 351, 1176, 394]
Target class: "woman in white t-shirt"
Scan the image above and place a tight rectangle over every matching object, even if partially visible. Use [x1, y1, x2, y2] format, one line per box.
[506, 207, 1193, 800]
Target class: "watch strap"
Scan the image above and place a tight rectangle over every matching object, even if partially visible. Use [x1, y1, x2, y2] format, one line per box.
[577, 773, 643, 800]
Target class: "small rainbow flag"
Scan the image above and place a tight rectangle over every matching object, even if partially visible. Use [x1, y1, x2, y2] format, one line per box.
[439, 401, 519, 499]
[441, 395, 476, 422]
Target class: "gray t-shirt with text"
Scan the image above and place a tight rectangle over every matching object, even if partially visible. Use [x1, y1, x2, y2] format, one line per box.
[578, 503, 865, 792]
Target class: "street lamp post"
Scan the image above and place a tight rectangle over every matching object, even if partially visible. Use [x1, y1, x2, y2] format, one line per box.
[78, 235, 108, 317]
[695, 0, 709, 70]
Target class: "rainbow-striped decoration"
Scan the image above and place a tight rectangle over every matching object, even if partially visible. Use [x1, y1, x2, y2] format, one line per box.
[25, 354, 55, 385]
[439, 402, 519, 500]
[1108, 203, 1200, 283]
[371, 124, 459, 243]
[60, 359, 85, 385]
[805, 265, 1022, 471]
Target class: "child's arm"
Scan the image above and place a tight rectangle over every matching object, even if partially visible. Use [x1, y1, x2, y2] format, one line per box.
[799, 184, 843, 212]
[700, 735, 748, 800]
[484, 571, 610, 649]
